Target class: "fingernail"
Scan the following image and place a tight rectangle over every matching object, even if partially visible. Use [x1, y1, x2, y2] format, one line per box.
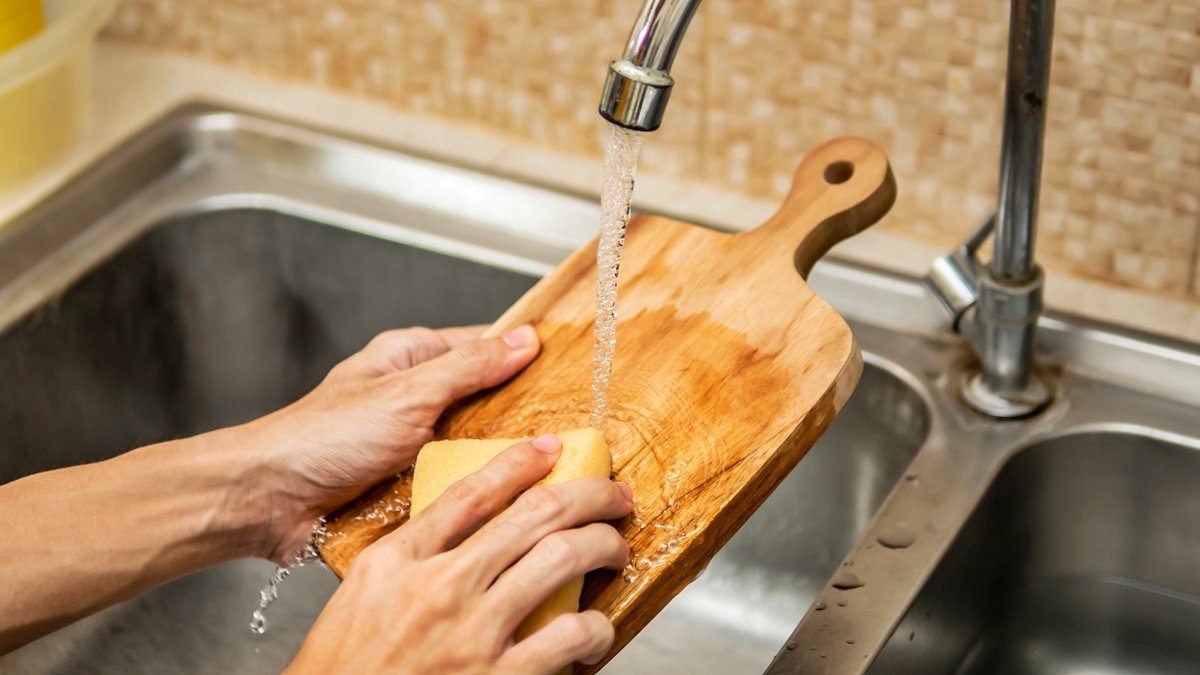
[503, 325, 537, 350]
[531, 434, 561, 454]
[616, 482, 633, 503]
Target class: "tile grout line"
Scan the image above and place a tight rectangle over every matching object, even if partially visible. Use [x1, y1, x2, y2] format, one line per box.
[699, 1, 711, 184]
[1188, 216, 1200, 298]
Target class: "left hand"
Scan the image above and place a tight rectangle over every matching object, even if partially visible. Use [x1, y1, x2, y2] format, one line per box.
[229, 324, 540, 562]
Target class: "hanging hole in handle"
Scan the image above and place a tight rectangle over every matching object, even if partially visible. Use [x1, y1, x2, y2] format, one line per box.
[824, 161, 854, 184]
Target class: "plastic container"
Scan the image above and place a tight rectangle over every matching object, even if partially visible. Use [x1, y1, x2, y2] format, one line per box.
[0, 0, 117, 188]
[0, 0, 46, 53]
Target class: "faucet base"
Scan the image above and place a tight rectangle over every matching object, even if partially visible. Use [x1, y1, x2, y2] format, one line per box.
[961, 369, 1052, 419]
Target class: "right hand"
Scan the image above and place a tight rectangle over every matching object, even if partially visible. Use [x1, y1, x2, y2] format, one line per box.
[286, 434, 635, 675]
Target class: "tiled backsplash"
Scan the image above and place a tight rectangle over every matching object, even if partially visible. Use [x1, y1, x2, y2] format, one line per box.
[103, 0, 1200, 301]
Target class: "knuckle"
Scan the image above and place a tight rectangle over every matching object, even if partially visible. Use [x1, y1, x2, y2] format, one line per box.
[369, 327, 439, 368]
[576, 475, 610, 497]
[599, 524, 631, 558]
[453, 340, 499, 373]
[403, 326, 439, 342]
[535, 533, 580, 570]
[561, 613, 610, 653]
[350, 543, 395, 579]
[443, 477, 494, 519]
[515, 485, 566, 522]
[423, 570, 466, 616]
[368, 329, 409, 351]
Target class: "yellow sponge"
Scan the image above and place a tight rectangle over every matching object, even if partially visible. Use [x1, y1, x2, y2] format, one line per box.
[412, 427, 612, 644]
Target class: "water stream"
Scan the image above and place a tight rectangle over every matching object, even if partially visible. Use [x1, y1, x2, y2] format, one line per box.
[590, 123, 645, 433]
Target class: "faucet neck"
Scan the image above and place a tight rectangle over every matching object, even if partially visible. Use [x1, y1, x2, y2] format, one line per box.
[599, 0, 703, 132]
[993, 0, 1056, 284]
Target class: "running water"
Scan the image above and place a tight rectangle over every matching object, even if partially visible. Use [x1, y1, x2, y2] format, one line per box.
[249, 476, 412, 634]
[250, 565, 291, 635]
[590, 123, 645, 433]
[249, 521, 327, 635]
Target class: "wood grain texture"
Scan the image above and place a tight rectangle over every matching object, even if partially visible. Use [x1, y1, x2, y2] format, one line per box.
[318, 136, 896, 671]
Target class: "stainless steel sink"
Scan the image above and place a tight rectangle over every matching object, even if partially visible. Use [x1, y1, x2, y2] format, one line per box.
[866, 430, 1200, 675]
[1, 104, 1198, 674]
[0, 104, 927, 674]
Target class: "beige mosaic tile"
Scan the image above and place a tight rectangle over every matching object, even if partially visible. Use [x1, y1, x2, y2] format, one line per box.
[102, 0, 1200, 300]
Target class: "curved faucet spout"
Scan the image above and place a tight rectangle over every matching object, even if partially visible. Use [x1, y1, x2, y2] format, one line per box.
[599, 0, 703, 132]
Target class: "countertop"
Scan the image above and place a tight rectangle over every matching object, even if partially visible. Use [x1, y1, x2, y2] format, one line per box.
[2, 43, 1198, 342]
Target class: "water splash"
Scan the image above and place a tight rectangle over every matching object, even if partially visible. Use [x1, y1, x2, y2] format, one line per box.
[250, 565, 291, 635]
[590, 123, 645, 434]
[251, 473, 415, 634]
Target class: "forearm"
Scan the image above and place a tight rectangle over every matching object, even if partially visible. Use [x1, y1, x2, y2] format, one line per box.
[0, 427, 285, 653]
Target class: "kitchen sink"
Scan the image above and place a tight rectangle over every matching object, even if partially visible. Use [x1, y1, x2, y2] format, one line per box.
[867, 431, 1200, 675]
[1, 104, 1199, 674]
[0, 200, 926, 674]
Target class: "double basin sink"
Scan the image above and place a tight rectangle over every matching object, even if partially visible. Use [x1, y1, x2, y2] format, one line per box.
[1, 105, 1198, 674]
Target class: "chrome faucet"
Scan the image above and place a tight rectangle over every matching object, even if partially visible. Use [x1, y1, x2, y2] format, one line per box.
[600, 0, 1056, 418]
[925, 0, 1055, 418]
[599, 0, 701, 132]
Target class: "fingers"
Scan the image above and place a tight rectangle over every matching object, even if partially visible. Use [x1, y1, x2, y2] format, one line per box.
[500, 610, 616, 673]
[484, 523, 629, 637]
[457, 476, 634, 582]
[399, 435, 562, 559]
[434, 325, 489, 348]
[340, 325, 493, 377]
[402, 326, 540, 407]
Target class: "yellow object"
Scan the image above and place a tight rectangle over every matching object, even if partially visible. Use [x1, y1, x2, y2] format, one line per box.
[0, 0, 44, 53]
[0, 0, 116, 190]
[412, 427, 613, 646]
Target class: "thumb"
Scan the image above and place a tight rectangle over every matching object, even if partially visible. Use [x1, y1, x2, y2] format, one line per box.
[405, 325, 540, 407]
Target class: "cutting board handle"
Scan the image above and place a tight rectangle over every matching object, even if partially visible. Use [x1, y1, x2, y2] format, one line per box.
[740, 136, 896, 278]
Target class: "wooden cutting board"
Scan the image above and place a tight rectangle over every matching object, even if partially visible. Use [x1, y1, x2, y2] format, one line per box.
[318, 136, 896, 672]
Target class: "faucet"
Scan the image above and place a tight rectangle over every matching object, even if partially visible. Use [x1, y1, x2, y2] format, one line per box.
[925, 0, 1055, 418]
[598, 0, 700, 132]
[599, 0, 1056, 418]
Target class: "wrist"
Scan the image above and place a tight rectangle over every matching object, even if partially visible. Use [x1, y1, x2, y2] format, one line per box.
[220, 417, 331, 559]
[182, 422, 317, 564]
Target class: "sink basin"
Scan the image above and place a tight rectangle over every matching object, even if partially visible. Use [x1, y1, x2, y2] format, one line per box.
[0, 106, 928, 674]
[0, 209, 538, 674]
[867, 431, 1200, 675]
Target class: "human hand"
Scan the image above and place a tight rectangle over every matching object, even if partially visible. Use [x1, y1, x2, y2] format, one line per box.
[285, 435, 634, 675]
[232, 324, 540, 562]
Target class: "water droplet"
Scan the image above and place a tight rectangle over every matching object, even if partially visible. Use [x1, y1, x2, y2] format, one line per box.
[249, 610, 267, 635]
[905, 472, 919, 483]
[846, 639, 856, 645]
[832, 572, 865, 590]
[786, 641, 798, 651]
[876, 523, 917, 550]
[813, 601, 827, 611]
[837, 601, 847, 607]
[249, 565, 294, 634]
